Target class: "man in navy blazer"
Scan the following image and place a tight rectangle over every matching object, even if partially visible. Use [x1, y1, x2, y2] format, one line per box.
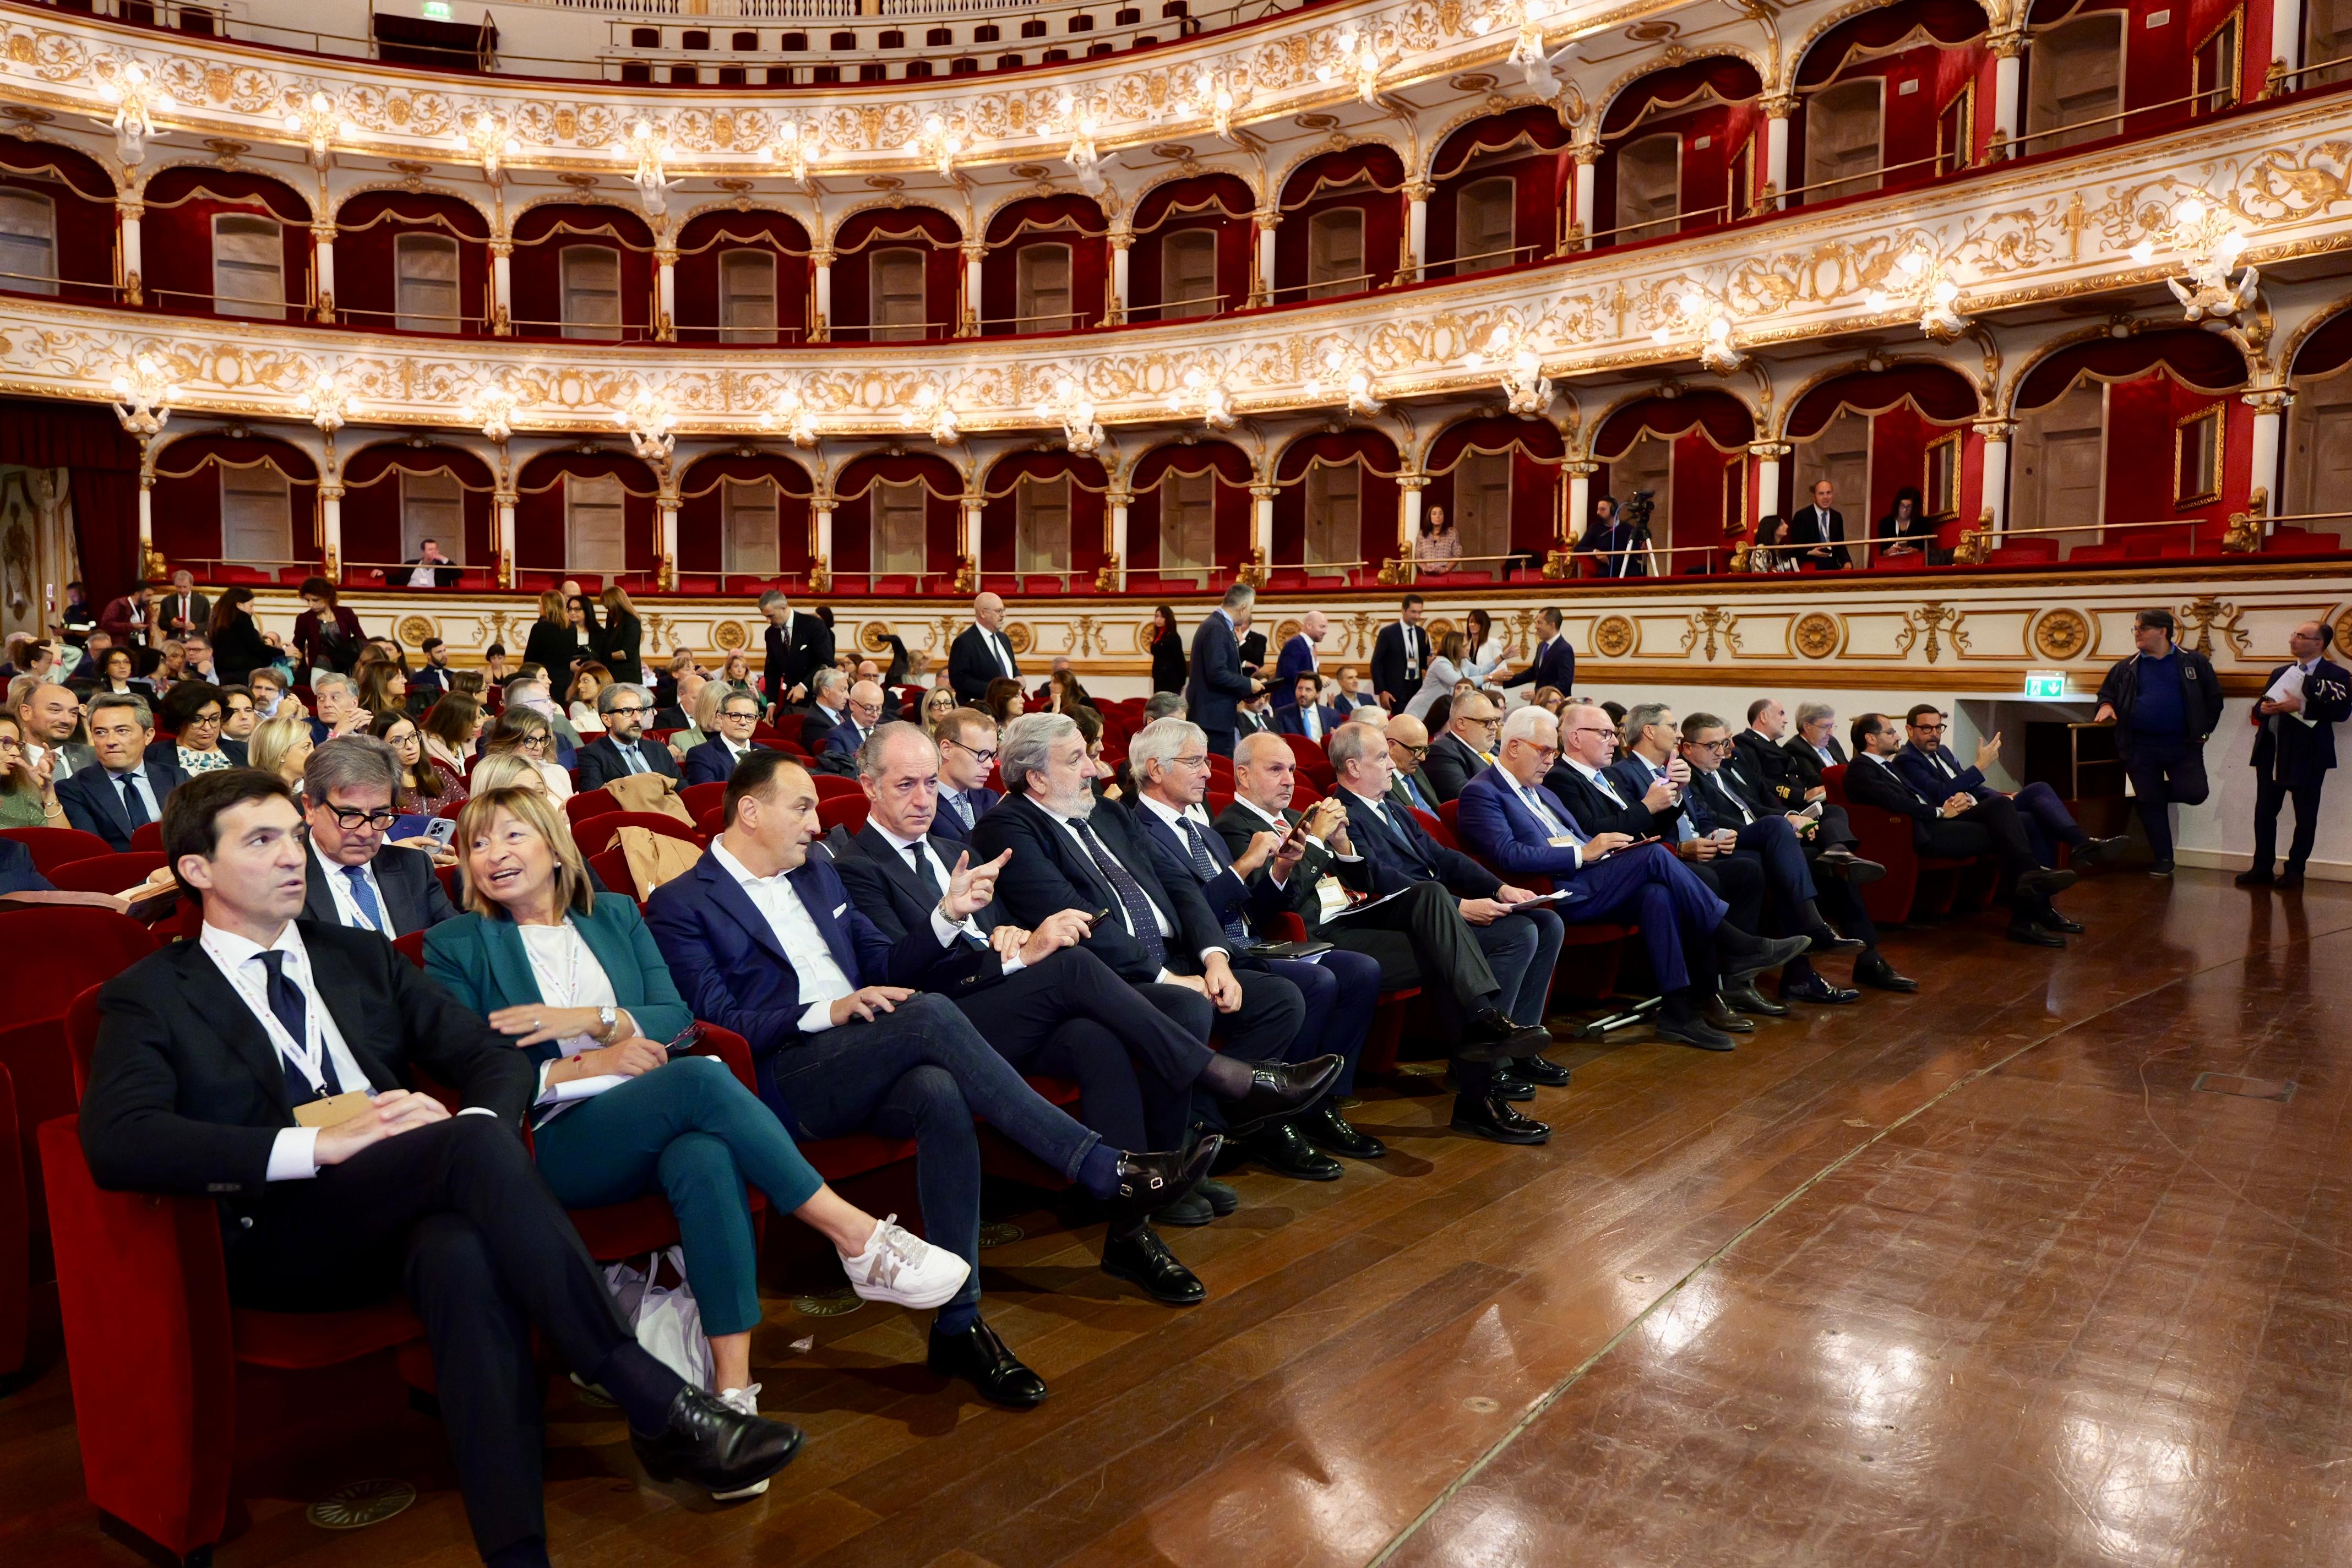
[1896, 705, 2122, 870]
[647, 751, 1221, 1403]
[573, 683, 682, 791]
[1369, 597, 1431, 712]
[57, 692, 189, 851]
[1271, 611, 1327, 710]
[821, 680, 886, 758]
[1501, 607, 1576, 695]
[928, 706, 1002, 848]
[1184, 584, 1260, 756]
[0, 836, 51, 896]
[298, 736, 459, 937]
[2240, 619, 2352, 888]
[683, 689, 771, 786]
[1272, 673, 1343, 743]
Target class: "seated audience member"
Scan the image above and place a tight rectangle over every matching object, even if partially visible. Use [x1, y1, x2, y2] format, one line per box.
[1454, 708, 1811, 1052]
[1128, 718, 1381, 1173]
[313, 672, 372, 743]
[427, 786, 965, 1474]
[57, 693, 189, 851]
[375, 710, 464, 816]
[930, 706, 1003, 847]
[0, 710, 67, 827]
[1896, 706, 2126, 870]
[831, 725, 1279, 1268]
[1680, 711, 1873, 875]
[1327, 668, 1371, 713]
[356, 662, 410, 726]
[1321, 721, 1567, 1141]
[823, 679, 887, 756]
[1376, 714, 1444, 817]
[917, 685, 960, 737]
[1845, 712, 2081, 946]
[797, 669, 852, 754]
[247, 709, 315, 793]
[1748, 514, 1801, 572]
[1072, 704, 1128, 803]
[654, 668, 706, 734]
[574, 683, 679, 790]
[418, 693, 482, 803]
[1423, 691, 1500, 803]
[411, 637, 454, 700]
[1735, 700, 1827, 808]
[503, 676, 582, 765]
[246, 666, 289, 720]
[685, 688, 771, 785]
[1783, 701, 1848, 792]
[0, 828, 51, 893]
[647, 752, 1225, 1403]
[712, 650, 760, 708]
[483, 707, 575, 803]
[1142, 690, 1187, 724]
[471, 750, 551, 797]
[1273, 674, 1342, 743]
[301, 735, 460, 935]
[983, 677, 1027, 729]
[81, 770, 799, 1564]
[156, 680, 244, 773]
[179, 635, 222, 685]
[79, 646, 145, 700]
[220, 684, 259, 744]
[15, 674, 91, 782]
[566, 663, 613, 735]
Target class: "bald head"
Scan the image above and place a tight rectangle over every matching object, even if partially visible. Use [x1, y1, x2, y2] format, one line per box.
[1302, 610, 1329, 642]
[847, 680, 885, 726]
[1559, 702, 1616, 769]
[973, 593, 1006, 632]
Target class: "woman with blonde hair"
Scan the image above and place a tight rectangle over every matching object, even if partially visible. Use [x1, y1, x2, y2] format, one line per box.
[713, 650, 759, 703]
[522, 588, 585, 680]
[246, 709, 315, 792]
[918, 685, 959, 736]
[482, 706, 574, 801]
[467, 749, 546, 797]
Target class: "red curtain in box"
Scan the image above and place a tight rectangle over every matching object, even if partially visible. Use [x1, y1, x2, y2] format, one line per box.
[0, 396, 141, 601]
[830, 205, 962, 341]
[0, 140, 117, 303]
[831, 452, 963, 581]
[673, 208, 813, 344]
[1129, 173, 1254, 322]
[2291, 307, 2352, 380]
[1273, 145, 1406, 302]
[141, 167, 311, 319]
[333, 190, 492, 336]
[512, 451, 659, 576]
[977, 450, 1108, 577]
[1128, 439, 1254, 575]
[149, 433, 319, 571]
[1596, 57, 1765, 243]
[509, 202, 656, 340]
[1272, 428, 1400, 571]
[1790, 0, 1991, 195]
[675, 453, 814, 577]
[2015, 327, 2249, 410]
[981, 194, 1108, 336]
[1426, 106, 1571, 274]
[1424, 414, 1565, 558]
[339, 443, 497, 574]
[1595, 389, 1757, 457]
[1594, 391, 1756, 570]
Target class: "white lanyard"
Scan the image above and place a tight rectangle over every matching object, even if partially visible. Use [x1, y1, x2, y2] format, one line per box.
[331, 863, 380, 934]
[225, 948, 333, 1095]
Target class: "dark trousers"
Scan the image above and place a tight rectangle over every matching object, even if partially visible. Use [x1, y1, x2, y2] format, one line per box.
[2252, 772, 2324, 873]
[1455, 910, 1560, 1096]
[224, 1115, 638, 1560]
[767, 994, 1101, 1313]
[1689, 850, 1765, 935]
[1565, 844, 1725, 993]
[1203, 726, 1237, 758]
[1999, 780, 2087, 864]
[1935, 799, 2050, 919]
[2123, 739, 2211, 861]
[1162, 967, 1307, 1135]
[1320, 879, 1501, 1016]
[1262, 946, 1380, 1095]
[1728, 815, 1818, 906]
[960, 946, 1209, 1153]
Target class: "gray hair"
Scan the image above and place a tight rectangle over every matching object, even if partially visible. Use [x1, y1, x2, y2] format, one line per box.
[312, 672, 356, 700]
[1622, 701, 1674, 745]
[1143, 691, 1186, 723]
[810, 667, 847, 703]
[758, 590, 790, 615]
[596, 680, 652, 717]
[1129, 717, 1205, 781]
[1221, 583, 1256, 612]
[87, 691, 153, 731]
[305, 733, 402, 803]
[505, 676, 548, 706]
[1794, 700, 1835, 730]
[1327, 720, 1383, 775]
[1501, 705, 1556, 749]
[856, 720, 935, 782]
[998, 711, 1078, 794]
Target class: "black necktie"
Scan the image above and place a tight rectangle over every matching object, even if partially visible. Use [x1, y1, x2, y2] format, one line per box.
[258, 950, 340, 1104]
[115, 771, 149, 829]
[1077, 823, 1167, 971]
[907, 842, 945, 902]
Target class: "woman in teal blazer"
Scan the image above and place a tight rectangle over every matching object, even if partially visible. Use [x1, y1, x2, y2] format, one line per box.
[426, 786, 967, 1461]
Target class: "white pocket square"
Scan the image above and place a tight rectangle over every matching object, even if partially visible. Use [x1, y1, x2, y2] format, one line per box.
[832, 903, 848, 917]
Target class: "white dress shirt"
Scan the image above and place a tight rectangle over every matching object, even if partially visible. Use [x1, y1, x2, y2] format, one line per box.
[1043, 801, 1218, 979]
[311, 837, 399, 937]
[1510, 775, 1587, 868]
[1564, 755, 1627, 808]
[710, 840, 859, 1035]
[1619, 753, 1696, 841]
[407, 562, 439, 587]
[865, 818, 1023, 972]
[983, 627, 1017, 677]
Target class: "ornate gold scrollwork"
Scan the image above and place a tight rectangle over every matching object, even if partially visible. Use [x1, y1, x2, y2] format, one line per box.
[2032, 608, 2091, 660]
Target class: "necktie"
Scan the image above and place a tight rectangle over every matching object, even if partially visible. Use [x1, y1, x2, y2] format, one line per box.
[992, 633, 1014, 676]
[1936, 751, 1956, 780]
[1401, 773, 1430, 812]
[1592, 770, 1626, 807]
[1077, 823, 1167, 971]
[115, 771, 148, 829]
[1522, 785, 1579, 840]
[947, 791, 974, 831]
[340, 864, 387, 932]
[1404, 630, 1419, 679]
[258, 950, 339, 1104]
[906, 842, 945, 902]
[1305, 710, 1320, 742]
[1183, 818, 1251, 944]
[1714, 774, 1752, 824]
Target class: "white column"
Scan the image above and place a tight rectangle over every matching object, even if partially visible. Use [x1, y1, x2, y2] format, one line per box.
[1974, 422, 2013, 535]
[1250, 483, 1276, 570]
[1991, 35, 2024, 156]
[1566, 462, 1592, 540]
[137, 472, 155, 568]
[812, 500, 834, 566]
[1763, 98, 1793, 210]
[1253, 213, 1278, 307]
[493, 489, 517, 586]
[810, 249, 834, 342]
[491, 241, 514, 336]
[1108, 235, 1131, 325]
[319, 483, 344, 580]
[1571, 150, 1597, 250]
[655, 248, 677, 342]
[2246, 391, 2290, 521]
[1404, 182, 1429, 281]
[312, 224, 336, 323]
[1105, 491, 1129, 589]
[2273, 0, 2306, 84]
[117, 198, 143, 306]
[1750, 443, 1788, 531]
[961, 242, 984, 336]
[1397, 475, 1424, 566]
[656, 494, 679, 587]
[961, 496, 985, 563]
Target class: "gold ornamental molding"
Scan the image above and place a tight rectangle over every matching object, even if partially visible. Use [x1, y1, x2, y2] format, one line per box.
[2030, 608, 2091, 661]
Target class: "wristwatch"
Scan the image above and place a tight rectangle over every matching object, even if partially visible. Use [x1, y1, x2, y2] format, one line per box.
[596, 1005, 619, 1042]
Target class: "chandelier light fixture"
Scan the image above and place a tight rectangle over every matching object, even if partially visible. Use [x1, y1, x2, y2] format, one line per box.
[1167, 363, 1238, 431]
[459, 382, 519, 443]
[764, 116, 820, 183]
[912, 113, 965, 180]
[107, 354, 176, 439]
[757, 388, 820, 447]
[629, 119, 678, 220]
[1054, 92, 1107, 195]
[296, 368, 359, 434]
[619, 384, 677, 465]
[458, 109, 523, 182]
[1037, 375, 1107, 454]
[1316, 27, 1385, 103]
[1303, 344, 1384, 416]
[907, 383, 961, 445]
[1466, 325, 1554, 414]
[1864, 244, 1968, 340]
[1172, 69, 1245, 139]
[95, 61, 161, 166]
[2130, 195, 2258, 323]
[283, 89, 358, 164]
[1648, 287, 1745, 374]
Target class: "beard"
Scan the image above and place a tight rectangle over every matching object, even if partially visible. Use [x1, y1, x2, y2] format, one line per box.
[1048, 782, 1097, 820]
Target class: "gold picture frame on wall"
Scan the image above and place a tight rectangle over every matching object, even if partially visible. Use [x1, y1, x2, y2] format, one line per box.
[2175, 405, 2224, 507]
[1923, 431, 1962, 519]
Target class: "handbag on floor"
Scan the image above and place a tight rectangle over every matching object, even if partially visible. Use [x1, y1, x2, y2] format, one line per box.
[603, 1246, 712, 1391]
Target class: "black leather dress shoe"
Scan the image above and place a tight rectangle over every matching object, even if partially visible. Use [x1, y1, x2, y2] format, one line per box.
[2235, 866, 2274, 886]
[1805, 925, 1868, 954]
[2037, 911, 2084, 934]
[1490, 1071, 1536, 1102]
[1719, 984, 1789, 1017]
[1101, 1223, 1207, 1305]
[2007, 923, 2066, 948]
[1512, 1054, 1572, 1087]
[1109, 1136, 1221, 1224]
[2018, 867, 2078, 897]
[1222, 1057, 1344, 1132]
[1702, 999, 1758, 1033]
[1656, 1014, 1737, 1050]
[1854, 955, 1919, 992]
[1779, 973, 1861, 1005]
[631, 1387, 803, 1492]
[1155, 1190, 1213, 1227]
[1450, 1093, 1550, 1145]
[1298, 1103, 1386, 1159]
[928, 1319, 1049, 1406]
[1723, 933, 1812, 983]
[2280, 868, 2306, 889]
[1196, 1177, 1240, 1215]
[2080, 835, 2131, 864]
[1460, 1007, 1533, 1063]
[2148, 859, 2175, 876]
[1813, 846, 1887, 885]
[1249, 1121, 1344, 1181]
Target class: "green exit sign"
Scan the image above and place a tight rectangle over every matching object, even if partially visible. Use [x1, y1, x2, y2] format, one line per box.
[423, 2, 452, 17]
[2023, 671, 2067, 699]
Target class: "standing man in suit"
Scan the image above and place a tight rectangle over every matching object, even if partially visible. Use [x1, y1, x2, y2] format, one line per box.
[1577, 496, 1648, 578]
[684, 689, 770, 786]
[929, 706, 1002, 848]
[1382, 715, 1445, 816]
[949, 592, 1022, 706]
[822, 680, 887, 757]
[1789, 478, 1850, 570]
[1369, 595, 1431, 712]
[574, 683, 684, 791]
[85, 771, 798, 1564]
[1274, 674, 1342, 743]
[1897, 706, 2125, 872]
[1272, 611, 1327, 709]
[160, 569, 210, 640]
[1845, 714, 2079, 942]
[2094, 608, 2225, 876]
[1501, 607, 1576, 697]
[2237, 619, 2352, 888]
[300, 737, 459, 935]
[57, 693, 189, 851]
[1783, 701, 1849, 793]
[759, 590, 831, 715]
[1423, 691, 1501, 803]
[1184, 583, 1259, 757]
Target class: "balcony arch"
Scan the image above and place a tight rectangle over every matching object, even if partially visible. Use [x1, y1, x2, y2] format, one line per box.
[981, 194, 1108, 336]
[1425, 106, 1571, 280]
[1790, 0, 1994, 196]
[340, 442, 498, 584]
[1128, 439, 1254, 588]
[834, 450, 963, 591]
[1781, 361, 1985, 562]
[149, 431, 321, 583]
[1592, 389, 1758, 573]
[1596, 56, 1765, 248]
[1128, 173, 1254, 324]
[0, 139, 117, 306]
[1273, 145, 1406, 306]
[675, 452, 815, 591]
[1272, 427, 1401, 585]
[141, 165, 312, 322]
[513, 449, 661, 590]
[674, 207, 814, 344]
[830, 205, 963, 343]
[978, 449, 1108, 589]
[509, 201, 658, 343]
[334, 189, 493, 337]
[1423, 413, 1567, 581]
[2282, 302, 2352, 545]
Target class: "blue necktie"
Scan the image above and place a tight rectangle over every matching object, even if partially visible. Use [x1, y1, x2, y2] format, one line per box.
[1183, 818, 1251, 944]
[115, 771, 149, 829]
[1076, 822, 1167, 971]
[258, 950, 340, 1104]
[341, 864, 386, 932]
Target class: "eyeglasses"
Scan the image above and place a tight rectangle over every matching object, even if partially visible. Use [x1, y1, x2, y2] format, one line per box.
[720, 709, 759, 723]
[0, 737, 20, 755]
[186, 711, 224, 727]
[1687, 739, 1734, 754]
[606, 705, 651, 718]
[1391, 743, 1430, 761]
[518, 735, 549, 750]
[1912, 722, 1946, 735]
[1524, 744, 1561, 763]
[325, 805, 401, 831]
[942, 738, 998, 766]
[1567, 726, 1615, 742]
[1168, 753, 1211, 771]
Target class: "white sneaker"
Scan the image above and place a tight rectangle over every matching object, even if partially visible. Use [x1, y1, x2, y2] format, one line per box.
[839, 1215, 971, 1309]
[710, 1384, 770, 1500]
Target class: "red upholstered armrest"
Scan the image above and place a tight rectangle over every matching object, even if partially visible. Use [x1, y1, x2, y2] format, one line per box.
[689, 1023, 759, 1096]
[0, 1065, 23, 1376]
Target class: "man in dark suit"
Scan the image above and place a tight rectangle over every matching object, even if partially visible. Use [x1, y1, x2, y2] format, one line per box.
[1325, 721, 1566, 1144]
[1734, 700, 1823, 809]
[159, 570, 211, 640]
[2239, 619, 2352, 889]
[0, 835, 51, 895]
[1184, 584, 1259, 757]
[1896, 706, 2124, 872]
[683, 688, 770, 786]
[929, 706, 1002, 848]
[948, 592, 1022, 706]
[57, 693, 189, 851]
[2095, 608, 2226, 876]
[1847, 713, 2079, 942]
[1782, 701, 1850, 793]
[1381, 714, 1446, 816]
[1273, 673, 1342, 743]
[796, 669, 852, 755]
[1499, 607, 1576, 696]
[1789, 478, 1850, 569]
[299, 736, 458, 936]
[1576, 495, 1649, 578]
[1423, 690, 1501, 803]
[410, 638, 456, 703]
[647, 752, 1226, 1404]
[1369, 595, 1431, 712]
[1330, 667, 1374, 713]
[85, 771, 797, 1564]
[759, 589, 832, 714]
[574, 683, 683, 791]
[1271, 611, 1327, 709]
[391, 540, 462, 589]
[1237, 627, 1268, 677]
[821, 680, 886, 757]
[1231, 690, 1276, 741]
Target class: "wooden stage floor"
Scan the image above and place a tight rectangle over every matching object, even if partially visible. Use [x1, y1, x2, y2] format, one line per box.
[5, 869, 2350, 1567]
